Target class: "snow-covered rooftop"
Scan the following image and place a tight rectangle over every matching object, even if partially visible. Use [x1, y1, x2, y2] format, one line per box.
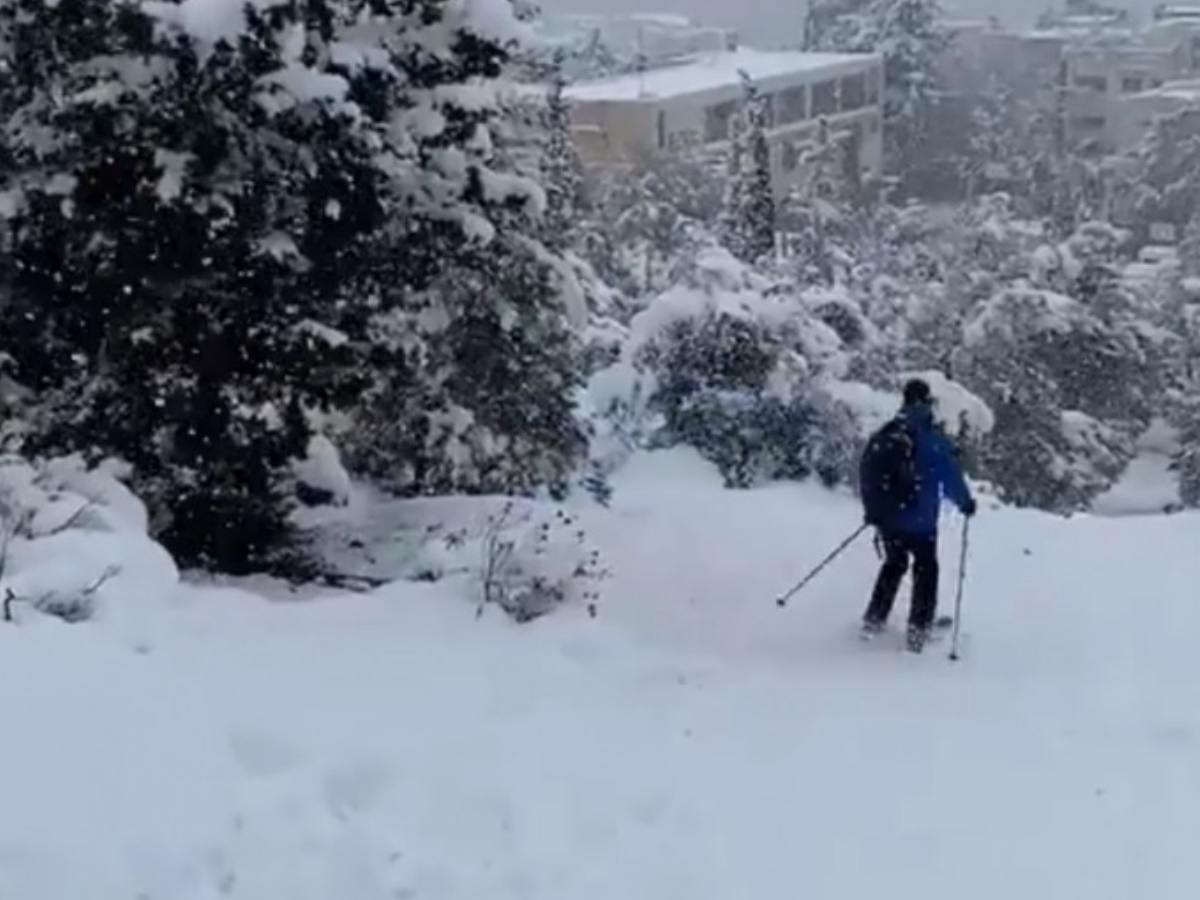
[1154, 5, 1200, 20]
[563, 48, 877, 103]
[1136, 80, 1200, 100]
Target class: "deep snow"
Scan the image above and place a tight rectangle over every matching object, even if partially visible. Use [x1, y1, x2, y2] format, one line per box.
[2, 449, 1199, 899]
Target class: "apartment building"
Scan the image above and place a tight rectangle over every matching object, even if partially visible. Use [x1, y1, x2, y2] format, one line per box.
[941, 10, 1200, 156]
[562, 47, 884, 196]
[1112, 77, 1200, 150]
[1059, 37, 1187, 152]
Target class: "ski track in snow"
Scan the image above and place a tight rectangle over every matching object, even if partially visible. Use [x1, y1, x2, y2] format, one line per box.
[1, 449, 1199, 899]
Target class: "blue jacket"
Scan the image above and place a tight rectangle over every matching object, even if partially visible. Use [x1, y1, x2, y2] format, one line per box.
[876, 404, 973, 535]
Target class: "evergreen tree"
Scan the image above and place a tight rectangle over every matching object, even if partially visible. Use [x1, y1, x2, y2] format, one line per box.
[0, 0, 588, 572]
[720, 71, 775, 263]
[542, 51, 584, 253]
[803, 0, 869, 52]
[0, 0, 348, 572]
[337, 0, 589, 501]
[1129, 104, 1200, 243]
[806, 0, 947, 196]
[779, 118, 851, 284]
[581, 151, 723, 297]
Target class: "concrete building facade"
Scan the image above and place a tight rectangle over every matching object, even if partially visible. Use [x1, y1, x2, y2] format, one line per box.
[562, 47, 884, 196]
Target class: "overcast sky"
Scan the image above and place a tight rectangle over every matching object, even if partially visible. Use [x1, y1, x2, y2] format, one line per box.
[535, 1, 1159, 48]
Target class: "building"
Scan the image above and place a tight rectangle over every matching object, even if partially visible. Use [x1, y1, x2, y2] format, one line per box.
[1059, 37, 1186, 152]
[562, 47, 884, 195]
[1112, 77, 1200, 151]
[939, 11, 1200, 156]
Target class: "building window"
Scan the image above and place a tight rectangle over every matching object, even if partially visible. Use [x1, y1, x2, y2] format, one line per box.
[867, 114, 880, 134]
[778, 86, 807, 124]
[1073, 74, 1107, 91]
[812, 79, 837, 116]
[1121, 75, 1144, 92]
[1073, 115, 1106, 130]
[704, 100, 736, 142]
[840, 72, 866, 111]
[867, 67, 880, 103]
[657, 110, 666, 149]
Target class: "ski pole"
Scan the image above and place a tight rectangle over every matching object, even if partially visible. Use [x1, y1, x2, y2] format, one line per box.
[775, 523, 869, 608]
[949, 516, 970, 661]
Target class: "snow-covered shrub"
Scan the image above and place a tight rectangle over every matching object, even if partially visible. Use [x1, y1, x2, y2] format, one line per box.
[954, 287, 1146, 510]
[422, 499, 607, 623]
[0, 454, 176, 625]
[644, 314, 855, 488]
[587, 245, 865, 489]
[293, 435, 353, 509]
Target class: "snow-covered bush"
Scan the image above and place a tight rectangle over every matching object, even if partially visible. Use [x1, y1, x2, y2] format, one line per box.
[587, 246, 865, 489]
[644, 313, 856, 488]
[954, 287, 1147, 510]
[0, 454, 176, 625]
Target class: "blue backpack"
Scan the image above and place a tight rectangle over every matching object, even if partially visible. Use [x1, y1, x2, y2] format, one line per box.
[859, 417, 919, 524]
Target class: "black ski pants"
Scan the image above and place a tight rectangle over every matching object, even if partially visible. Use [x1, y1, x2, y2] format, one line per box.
[864, 530, 939, 630]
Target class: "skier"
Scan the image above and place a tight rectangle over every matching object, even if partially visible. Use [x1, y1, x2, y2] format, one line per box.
[858, 378, 976, 652]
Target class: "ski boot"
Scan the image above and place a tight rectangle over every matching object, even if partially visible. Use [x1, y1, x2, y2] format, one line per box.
[860, 617, 885, 640]
[906, 624, 929, 654]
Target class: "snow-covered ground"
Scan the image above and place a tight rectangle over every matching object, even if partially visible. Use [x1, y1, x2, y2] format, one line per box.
[2, 449, 1199, 899]
[1092, 420, 1182, 516]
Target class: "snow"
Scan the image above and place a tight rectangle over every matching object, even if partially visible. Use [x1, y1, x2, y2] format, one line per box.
[1091, 419, 1183, 515]
[903, 369, 996, 436]
[563, 48, 880, 102]
[154, 149, 190, 202]
[293, 436, 353, 507]
[144, 0, 289, 45]
[821, 373, 993, 441]
[3, 448, 1200, 898]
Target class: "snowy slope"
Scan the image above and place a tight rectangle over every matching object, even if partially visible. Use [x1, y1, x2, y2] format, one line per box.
[1091, 420, 1183, 516]
[2, 449, 1199, 899]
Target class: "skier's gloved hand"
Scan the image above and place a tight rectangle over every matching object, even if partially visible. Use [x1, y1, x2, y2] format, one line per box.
[961, 497, 977, 517]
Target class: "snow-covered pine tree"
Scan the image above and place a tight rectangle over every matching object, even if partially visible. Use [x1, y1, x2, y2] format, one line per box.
[807, 0, 947, 197]
[0, 0, 589, 571]
[0, 0, 357, 573]
[542, 50, 585, 253]
[580, 150, 723, 297]
[803, 0, 869, 52]
[952, 285, 1146, 510]
[779, 117, 848, 284]
[1129, 103, 1200, 244]
[340, 0, 587, 500]
[871, 0, 947, 196]
[720, 71, 775, 263]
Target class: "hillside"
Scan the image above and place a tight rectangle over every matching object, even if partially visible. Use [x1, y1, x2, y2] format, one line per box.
[1, 449, 1196, 899]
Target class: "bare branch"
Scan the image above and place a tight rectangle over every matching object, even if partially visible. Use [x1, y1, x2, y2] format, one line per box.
[42, 499, 98, 537]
